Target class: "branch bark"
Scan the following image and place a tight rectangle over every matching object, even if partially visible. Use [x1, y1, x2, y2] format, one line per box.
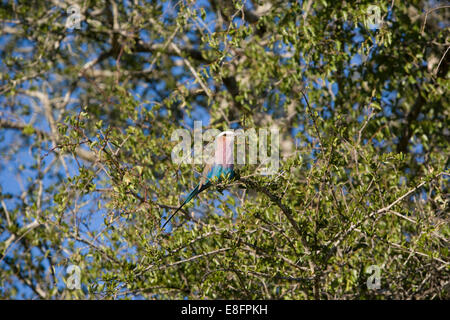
[239, 177, 311, 254]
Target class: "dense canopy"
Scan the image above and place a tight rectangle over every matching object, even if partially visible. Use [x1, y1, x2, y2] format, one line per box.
[0, 0, 448, 299]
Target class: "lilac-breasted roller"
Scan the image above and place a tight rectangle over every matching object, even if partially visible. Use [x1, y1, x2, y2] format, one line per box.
[162, 131, 238, 229]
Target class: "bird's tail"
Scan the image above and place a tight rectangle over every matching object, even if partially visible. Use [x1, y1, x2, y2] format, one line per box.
[162, 183, 208, 229]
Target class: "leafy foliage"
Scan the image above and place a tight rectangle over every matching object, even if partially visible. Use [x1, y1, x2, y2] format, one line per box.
[0, 0, 448, 299]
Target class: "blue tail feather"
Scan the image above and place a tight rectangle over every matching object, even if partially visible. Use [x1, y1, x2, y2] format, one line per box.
[162, 182, 210, 229]
[162, 166, 235, 229]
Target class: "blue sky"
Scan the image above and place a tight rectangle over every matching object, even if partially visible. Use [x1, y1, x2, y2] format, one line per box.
[1, 0, 434, 298]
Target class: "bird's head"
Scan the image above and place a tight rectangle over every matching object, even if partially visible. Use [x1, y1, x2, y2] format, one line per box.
[216, 130, 244, 147]
[217, 130, 237, 138]
[216, 130, 244, 145]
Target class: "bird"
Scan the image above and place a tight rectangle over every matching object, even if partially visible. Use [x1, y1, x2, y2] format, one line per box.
[162, 130, 238, 229]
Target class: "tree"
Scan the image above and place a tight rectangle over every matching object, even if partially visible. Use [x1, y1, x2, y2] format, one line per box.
[0, 0, 448, 299]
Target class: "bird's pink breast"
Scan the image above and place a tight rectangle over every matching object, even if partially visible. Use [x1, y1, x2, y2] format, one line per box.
[215, 136, 234, 165]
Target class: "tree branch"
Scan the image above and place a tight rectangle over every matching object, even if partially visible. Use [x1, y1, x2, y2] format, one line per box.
[0, 119, 97, 163]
